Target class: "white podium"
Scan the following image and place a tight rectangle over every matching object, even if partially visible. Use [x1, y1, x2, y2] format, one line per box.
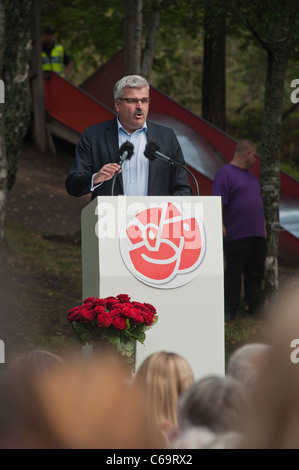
[81, 196, 225, 380]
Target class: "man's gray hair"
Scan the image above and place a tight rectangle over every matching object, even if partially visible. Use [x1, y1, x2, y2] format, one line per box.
[113, 75, 150, 100]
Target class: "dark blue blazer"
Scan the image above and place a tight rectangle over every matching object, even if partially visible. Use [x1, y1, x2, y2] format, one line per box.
[65, 117, 192, 198]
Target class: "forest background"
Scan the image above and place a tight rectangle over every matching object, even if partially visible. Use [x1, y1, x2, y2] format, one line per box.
[41, 0, 299, 178]
[0, 0, 299, 367]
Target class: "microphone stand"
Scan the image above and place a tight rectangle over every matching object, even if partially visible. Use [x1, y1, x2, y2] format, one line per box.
[111, 166, 122, 196]
[111, 143, 133, 196]
[158, 157, 199, 196]
[175, 161, 199, 196]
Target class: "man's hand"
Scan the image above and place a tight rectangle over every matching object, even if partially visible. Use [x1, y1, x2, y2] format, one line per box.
[93, 163, 121, 185]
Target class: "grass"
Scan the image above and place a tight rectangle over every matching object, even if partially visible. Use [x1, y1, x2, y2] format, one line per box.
[2, 220, 83, 355]
[225, 313, 265, 366]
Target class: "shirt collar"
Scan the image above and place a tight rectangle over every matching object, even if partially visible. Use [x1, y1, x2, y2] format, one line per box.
[117, 115, 147, 136]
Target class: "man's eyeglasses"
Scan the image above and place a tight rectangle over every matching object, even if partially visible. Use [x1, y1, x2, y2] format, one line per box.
[118, 98, 152, 104]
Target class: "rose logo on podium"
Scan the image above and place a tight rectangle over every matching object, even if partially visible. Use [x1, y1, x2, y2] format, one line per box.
[119, 201, 206, 288]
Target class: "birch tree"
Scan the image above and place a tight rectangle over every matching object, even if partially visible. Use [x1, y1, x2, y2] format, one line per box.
[4, 0, 32, 190]
[228, 0, 299, 295]
[0, 0, 6, 243]
[124, 0, 174, 79]
[141, 0, 163, 80]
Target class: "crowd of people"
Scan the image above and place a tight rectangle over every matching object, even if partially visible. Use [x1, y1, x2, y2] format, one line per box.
[1, 281, 299, 449]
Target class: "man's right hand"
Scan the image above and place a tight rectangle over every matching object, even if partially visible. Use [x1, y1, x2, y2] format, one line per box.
[93, 163, 121, 185]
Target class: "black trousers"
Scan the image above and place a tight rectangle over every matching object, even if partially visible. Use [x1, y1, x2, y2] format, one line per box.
[223, 237, 266, 320]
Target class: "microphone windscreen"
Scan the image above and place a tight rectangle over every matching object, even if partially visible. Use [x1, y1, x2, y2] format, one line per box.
[144, 142, 160, 160]
[119, 140, 134, 160]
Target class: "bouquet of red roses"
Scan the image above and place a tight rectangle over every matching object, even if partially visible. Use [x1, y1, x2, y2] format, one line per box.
[67, 294, 158, 348]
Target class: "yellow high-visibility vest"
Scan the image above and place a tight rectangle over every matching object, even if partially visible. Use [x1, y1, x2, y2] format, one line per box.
[42, 44, 65, 76]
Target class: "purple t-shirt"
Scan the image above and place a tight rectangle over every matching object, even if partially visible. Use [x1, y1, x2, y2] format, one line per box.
[212, 163, 265, 241]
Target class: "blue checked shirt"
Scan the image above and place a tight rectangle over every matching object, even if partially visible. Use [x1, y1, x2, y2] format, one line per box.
[117, 117, 149, 196]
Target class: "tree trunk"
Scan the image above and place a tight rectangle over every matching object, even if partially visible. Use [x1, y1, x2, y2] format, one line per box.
[31, 0, 47, 154]
[0, 0, 6, 242]
[124, 0, 134, 74]
[132, 0, 142, 74]
[4, 0, 32, 190]
[124, 0, 143, 75]
[141, 0, 162, 80]
[202, 3, 226, 131]
[260, 46, 289, 296]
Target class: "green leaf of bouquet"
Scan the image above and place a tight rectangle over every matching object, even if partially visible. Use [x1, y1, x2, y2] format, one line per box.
[72, 322, 93, 343]
[104, 330, 120, 344]
[124, 341, 136, 351]
[115, 343, 125, 354]
[132, 323, 145, 335]
[71, 321, 85, 334]
[132, 331, 146, 344]
[125, 349, 135, 357]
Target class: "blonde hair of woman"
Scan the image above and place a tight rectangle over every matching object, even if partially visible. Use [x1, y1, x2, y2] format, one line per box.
[135, 351, 195, 429]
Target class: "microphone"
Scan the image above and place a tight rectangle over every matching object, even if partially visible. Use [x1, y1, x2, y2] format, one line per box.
[118, 140, 134, 165]
[144, 142, 174, 164]
[144, 142, 199, 196]
[111, 141, 134, 196]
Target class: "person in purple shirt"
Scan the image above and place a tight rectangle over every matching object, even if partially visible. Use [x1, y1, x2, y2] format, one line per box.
[212, 140, 266, 321]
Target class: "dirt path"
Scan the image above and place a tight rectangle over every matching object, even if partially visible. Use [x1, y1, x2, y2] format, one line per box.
[6, 143, 90, 235]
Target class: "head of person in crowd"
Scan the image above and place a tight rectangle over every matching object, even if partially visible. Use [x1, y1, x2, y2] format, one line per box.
[134, 351, 195, 431]
[226, 342, 272, 391]
[11, 348, 65, 374]
[169, 426, 216, 449]
[241, 284, 299, 449]
[113, 74, 151, 134]
[201, 431, 244, 449]
[0, 352, 160, 449]
[177, 375, 248, 435]
[0, 348, 66, 448]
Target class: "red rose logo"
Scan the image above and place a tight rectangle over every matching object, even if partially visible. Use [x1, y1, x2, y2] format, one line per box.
[120, 201, 205, 288]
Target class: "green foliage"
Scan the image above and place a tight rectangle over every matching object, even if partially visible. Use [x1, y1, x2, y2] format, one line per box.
[38, 0, 299, 175]
[71, 321, 94, 344]
[280, 161, 299, 181]
[40, 0, 124, 83]
[225, 0, 299, 58]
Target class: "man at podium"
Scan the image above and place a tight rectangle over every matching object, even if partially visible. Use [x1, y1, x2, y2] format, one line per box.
[65, 75, 192, 199]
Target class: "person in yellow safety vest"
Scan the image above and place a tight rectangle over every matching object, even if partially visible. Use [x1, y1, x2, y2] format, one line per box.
[41, 26, 73, 78]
